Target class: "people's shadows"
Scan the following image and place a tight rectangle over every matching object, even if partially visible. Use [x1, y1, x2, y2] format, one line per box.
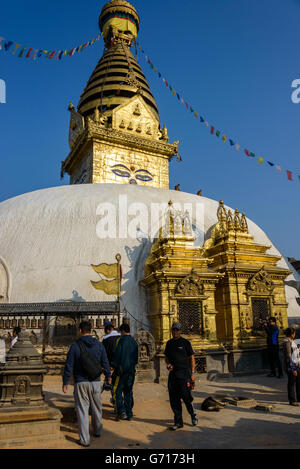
[145, 416, 300, 449]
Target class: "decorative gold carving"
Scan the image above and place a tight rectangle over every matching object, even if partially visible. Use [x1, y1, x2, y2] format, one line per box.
[68, 107, 84, 149]
[160, 124, 169, 142]
[175, 271, 204, 297]
[240, 309, 252, 330]
[133, 104, 141, 116]
[247, 268, 274, 294]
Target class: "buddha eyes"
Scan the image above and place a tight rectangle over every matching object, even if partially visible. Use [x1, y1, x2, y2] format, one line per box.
[111, 167, 131, 178]
[111, 165, 153, 183]
[134, 169, 153, 182]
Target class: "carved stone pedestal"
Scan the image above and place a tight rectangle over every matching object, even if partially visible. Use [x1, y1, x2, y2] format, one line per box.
[0, 331, 62, 447]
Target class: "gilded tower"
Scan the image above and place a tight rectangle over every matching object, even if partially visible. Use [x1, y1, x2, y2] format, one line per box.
[61, 0, 179, 188]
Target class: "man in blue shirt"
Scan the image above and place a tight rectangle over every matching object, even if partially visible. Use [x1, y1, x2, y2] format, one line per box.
[264, 317, 283, 378]
[62, 321, 111, 447]
[112, 323, 138, 421]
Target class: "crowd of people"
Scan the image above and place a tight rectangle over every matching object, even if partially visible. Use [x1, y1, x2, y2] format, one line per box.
[6, 317, 300, 446]
[61, 320, 198, 446]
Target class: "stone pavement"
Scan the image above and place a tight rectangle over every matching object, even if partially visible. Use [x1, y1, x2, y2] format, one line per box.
[7, 373, 300, 449]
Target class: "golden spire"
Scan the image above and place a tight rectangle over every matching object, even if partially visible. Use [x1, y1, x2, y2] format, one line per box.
[77, 0, 159, 120]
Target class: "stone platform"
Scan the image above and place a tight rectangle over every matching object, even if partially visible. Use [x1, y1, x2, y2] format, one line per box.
[0, 407, 62, 448]
[3, 372, 300, 450]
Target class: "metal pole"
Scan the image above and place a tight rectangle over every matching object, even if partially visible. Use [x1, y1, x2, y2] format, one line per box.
[115, 253, 121, 327]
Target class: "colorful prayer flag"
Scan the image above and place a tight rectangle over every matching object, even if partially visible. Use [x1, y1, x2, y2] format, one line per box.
[18, 46, 27, 58]
[258, 157, 263, 165]
[4, 41, 13, 51]
[287, 170, 293, 181]
[12, 44, 20, 54]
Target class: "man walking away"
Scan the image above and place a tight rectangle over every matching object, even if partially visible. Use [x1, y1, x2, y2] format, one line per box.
[102, 321, 120, 407]
[102, 321, 120, 366]
[112, 323, 138, 421]
[264, 317, 283, 378]
[282, 327, 300, 406]
[62, 321, 111, 447]
[164, 322, 198, 431]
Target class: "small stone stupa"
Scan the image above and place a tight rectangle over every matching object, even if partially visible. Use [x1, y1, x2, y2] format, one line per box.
[0, 331, 62, 447]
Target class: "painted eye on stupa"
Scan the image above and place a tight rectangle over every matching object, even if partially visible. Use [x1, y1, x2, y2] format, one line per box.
[134, 169, 153, 182]
[111, 165, 153, 183]
[111, 164, 131, 178]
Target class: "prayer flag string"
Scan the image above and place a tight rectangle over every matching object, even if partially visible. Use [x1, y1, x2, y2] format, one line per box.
[135, 41, 299, 184]
[0, 34, 102, 61]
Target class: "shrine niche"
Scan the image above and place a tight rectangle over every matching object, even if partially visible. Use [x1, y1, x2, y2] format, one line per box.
[12, 375, 31, 406]
[135, 329, 156, 364]
[135, 329, 156, 382]
[0, 259, 9, 303]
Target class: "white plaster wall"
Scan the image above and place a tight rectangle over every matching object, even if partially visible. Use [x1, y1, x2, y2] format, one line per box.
[0, 184, 299, 333]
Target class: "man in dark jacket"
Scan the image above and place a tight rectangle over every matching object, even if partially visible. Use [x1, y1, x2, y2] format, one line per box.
[102, 321, 120, 407]
[102, 321, 120, 366]
[264, 317, 283, 378]
[112, 323, 138, 421]
[62, 321, 111, 447]
[165, 322, 198, 431]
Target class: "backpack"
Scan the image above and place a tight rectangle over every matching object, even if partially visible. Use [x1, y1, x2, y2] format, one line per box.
[76, 340, 102, 381]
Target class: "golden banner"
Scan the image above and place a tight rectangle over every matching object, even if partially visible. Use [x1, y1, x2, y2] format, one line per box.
[90, 279, 119, 295]
[91, 263, 118, 279]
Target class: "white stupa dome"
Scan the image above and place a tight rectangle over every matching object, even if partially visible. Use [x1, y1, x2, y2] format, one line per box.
[0, 183, 299, 332]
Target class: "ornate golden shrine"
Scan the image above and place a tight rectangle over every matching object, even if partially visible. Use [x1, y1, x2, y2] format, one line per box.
[141, 201, 291, 354]
[140, 202, 224, 353]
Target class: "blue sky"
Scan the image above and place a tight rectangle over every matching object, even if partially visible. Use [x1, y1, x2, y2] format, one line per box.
[0, 0, 299, 258]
